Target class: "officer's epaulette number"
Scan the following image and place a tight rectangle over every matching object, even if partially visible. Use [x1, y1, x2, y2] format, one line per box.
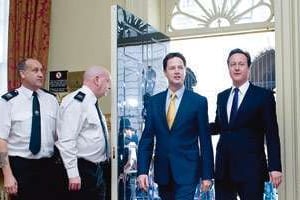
[1, 90, 19, 101]
[41, 88, 56, 97]
[74, 91, 86, 102]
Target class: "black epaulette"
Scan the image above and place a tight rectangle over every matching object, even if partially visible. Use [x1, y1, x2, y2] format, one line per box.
[1, 90, 19, 101]
[41, 88, 56, 97]
[74, 91, 86, 102]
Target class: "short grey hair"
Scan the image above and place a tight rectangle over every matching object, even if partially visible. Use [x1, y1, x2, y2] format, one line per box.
[17, 59, 27, 71]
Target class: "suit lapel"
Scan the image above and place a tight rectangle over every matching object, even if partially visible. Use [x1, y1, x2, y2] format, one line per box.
[170, 89, 188, 131]
[220, 89, 231, 126]
[159, 90, 169, 130]
[228, 83, 256, 127]
[232, 84, 255, 124]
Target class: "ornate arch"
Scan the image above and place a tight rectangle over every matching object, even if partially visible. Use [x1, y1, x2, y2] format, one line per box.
[165, 0, 274, 37]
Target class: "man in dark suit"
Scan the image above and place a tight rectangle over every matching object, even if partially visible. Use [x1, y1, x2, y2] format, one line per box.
[211, 48, 282, 200]
[137, 52, 214, 200]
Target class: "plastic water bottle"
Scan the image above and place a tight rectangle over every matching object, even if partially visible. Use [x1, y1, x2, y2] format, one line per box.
[264, 182, 278, 200]
[199, 190, 210, 200]
[198, 180, 215, 200]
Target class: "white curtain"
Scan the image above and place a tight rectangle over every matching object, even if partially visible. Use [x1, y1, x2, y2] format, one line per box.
[0, 0, 9, 94]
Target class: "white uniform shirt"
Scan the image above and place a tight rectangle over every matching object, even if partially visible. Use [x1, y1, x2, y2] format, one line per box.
[0, 85, 59, 159]
[56, 85, 109, 178]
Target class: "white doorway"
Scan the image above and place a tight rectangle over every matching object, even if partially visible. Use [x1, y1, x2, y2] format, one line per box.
[170, 31, 275, 155]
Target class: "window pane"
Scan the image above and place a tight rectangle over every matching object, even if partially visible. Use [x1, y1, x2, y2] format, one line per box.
[0, 0, 9, 94]
[170, 0, 274, 31]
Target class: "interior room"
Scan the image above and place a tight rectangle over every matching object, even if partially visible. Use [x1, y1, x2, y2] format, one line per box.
[0, 0, 299, 199]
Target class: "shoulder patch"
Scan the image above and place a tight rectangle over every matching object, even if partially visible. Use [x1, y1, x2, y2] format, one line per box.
[1, 90, 19, 101]
[41, 88, 56, 97]
[74, 91, 86, 102]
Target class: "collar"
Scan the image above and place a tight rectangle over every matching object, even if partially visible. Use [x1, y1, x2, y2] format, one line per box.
[167, 85, 185, 98]
[20, 85, 42, 99]
[81, 85, 98, 104]
[231, 81, 249, 96]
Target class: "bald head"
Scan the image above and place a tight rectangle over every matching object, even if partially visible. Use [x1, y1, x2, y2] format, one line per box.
[83, 66, 111, 98]
[83, 66, 109, 82]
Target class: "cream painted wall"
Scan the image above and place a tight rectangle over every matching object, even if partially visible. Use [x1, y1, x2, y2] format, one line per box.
[48, 0, 159, 114]
[274, 0, 300, 199]
[48, 0, 116, 113]
[148, 0, 161, 30]
[120, 0, 161, 29]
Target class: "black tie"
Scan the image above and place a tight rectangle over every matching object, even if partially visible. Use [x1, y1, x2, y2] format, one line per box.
[230, 88, 239, 123]
[29, 91, 41, 154]
[95, 101, 109, 159]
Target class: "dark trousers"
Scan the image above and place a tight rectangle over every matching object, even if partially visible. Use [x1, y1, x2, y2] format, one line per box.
[158, 175, 197, 200]
[215, 178, 265, 200]
[52, 155, 70, 200]
[103, 159, 111, 200]
[9, 156, 58, 200]
[68, 158, 110, 200]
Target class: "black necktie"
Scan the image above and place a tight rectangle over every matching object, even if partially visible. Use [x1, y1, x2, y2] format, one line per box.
[29, 91, 41, 154]
[95, 101, 109, 159]
[230, 88, 239, 123]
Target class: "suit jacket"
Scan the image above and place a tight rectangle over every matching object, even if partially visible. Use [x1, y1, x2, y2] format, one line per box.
[137, 89, 214, 185]
[211, 83, 282, 181]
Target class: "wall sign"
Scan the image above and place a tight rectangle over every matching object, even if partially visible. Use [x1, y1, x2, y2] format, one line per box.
[49, 70, 68, 92]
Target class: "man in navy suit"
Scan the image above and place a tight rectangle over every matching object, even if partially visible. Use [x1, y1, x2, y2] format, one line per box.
[211, 48, 282, 200]
[137, 52, 214, 200]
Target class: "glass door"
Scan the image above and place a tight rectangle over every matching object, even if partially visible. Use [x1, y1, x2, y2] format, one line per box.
[111, 5, 169, 200]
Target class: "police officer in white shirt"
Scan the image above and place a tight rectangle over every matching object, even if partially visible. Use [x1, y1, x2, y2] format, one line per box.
[56, 66, 111, 200]
[0, 58, 59, 200]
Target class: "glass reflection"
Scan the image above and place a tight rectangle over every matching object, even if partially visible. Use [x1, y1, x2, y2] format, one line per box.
[116, 6, 169, 200]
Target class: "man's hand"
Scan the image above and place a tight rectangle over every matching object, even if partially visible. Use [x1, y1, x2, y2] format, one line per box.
[201, 179, 212, 192]
[137, 174, 149, 191]
[4, 173, 18, 195]
[68, 176, 81, 191]
[269, 171, 282, 188]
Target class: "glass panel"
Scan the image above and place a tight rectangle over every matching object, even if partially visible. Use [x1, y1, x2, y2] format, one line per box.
[250, 49, 275, 90]
[116, 6, 169, 200]
[0, 1, 9, 198]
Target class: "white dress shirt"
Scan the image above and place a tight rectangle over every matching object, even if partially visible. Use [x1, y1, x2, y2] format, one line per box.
[227, 81, 250, 122]
[0, 85, 59, 159]
[56, 85, 108, 178]
[165, 86, 185, 115]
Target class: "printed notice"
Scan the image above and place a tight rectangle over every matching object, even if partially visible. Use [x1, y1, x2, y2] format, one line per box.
[49, 71, 68, 92]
